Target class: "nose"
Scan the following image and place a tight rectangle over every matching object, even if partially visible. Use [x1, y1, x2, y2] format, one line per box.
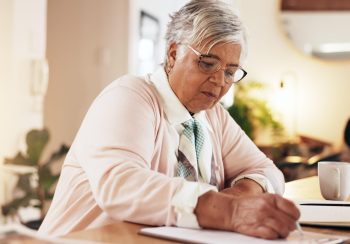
[209, 68, 226, 87]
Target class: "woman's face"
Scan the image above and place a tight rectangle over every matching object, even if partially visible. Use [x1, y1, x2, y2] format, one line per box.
[167, 42, 242, 113]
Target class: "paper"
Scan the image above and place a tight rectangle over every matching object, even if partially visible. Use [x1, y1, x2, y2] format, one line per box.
[297, 199, 350, 227]
[139, 226, 348, 244]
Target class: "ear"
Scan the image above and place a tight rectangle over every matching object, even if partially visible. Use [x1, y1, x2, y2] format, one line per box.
[167, 42, 178, 67]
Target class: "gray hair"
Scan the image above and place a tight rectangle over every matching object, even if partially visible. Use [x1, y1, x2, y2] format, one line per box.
[165, 0, 247, 62]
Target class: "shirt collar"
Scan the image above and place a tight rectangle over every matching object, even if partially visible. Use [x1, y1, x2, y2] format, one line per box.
[148, 66, 213, 133]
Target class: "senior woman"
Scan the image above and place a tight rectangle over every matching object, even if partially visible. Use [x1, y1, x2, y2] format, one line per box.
[39, 0, 299, 240]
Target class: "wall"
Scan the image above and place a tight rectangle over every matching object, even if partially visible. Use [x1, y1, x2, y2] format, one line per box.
[0, 0, 47, 162]
[236, 0, 350, 147]
[45, 0, 187, 153]
[0, 0, 47, 208]
[44, 0, 129, 155]
[128, 0, 188, 75]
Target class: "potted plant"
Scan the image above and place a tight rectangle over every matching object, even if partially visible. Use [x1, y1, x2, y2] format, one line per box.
[227, 80, 284, 141]
[1, 128, 69, 229]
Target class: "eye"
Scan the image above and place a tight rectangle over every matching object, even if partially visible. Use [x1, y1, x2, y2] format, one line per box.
[225, 70, 235, 77]
[198, 57, 219, 72]
[199, 61, 216, 70]
[225, 67, 237, 77]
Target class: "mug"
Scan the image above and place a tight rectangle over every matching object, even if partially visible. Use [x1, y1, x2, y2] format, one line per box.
[318, 161, 350, 201]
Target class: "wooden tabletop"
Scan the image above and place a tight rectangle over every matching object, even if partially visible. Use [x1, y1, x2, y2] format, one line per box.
[63, 176, 350, 243]
[64, 221, 175, 244]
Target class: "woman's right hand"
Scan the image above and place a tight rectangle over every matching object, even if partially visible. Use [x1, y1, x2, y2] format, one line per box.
[194, 191, 300, 239]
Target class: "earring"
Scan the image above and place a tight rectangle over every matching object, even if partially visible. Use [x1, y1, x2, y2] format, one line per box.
[166, 64, 173, 75]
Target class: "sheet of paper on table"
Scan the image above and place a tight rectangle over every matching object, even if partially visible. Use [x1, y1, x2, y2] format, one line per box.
[140, 226, 348, 244]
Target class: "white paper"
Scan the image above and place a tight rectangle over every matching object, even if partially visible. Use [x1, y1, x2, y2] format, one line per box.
[140, 226, 348, 244]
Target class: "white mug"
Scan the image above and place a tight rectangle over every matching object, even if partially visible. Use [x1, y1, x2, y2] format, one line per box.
[318, 161, 350, 201]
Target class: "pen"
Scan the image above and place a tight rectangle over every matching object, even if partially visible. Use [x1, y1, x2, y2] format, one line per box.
[295, 222, 303, 237]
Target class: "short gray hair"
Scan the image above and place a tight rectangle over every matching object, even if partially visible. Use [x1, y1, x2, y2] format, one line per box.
[165, 0, 247, 60]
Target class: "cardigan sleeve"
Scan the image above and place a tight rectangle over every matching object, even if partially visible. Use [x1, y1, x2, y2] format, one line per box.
[215, 105, 285, 195]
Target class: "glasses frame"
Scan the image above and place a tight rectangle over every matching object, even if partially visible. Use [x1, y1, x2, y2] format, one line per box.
[187, 45, 247, 84]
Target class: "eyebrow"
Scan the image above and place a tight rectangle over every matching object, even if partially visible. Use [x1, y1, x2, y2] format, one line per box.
[201, 54, 239, 67]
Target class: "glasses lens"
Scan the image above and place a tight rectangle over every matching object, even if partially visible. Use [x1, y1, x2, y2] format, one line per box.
[222, 67, 245, 84]
[198, 56, 220, 73]
[233, 69, 245, 82]
[197, 53, 246, 84]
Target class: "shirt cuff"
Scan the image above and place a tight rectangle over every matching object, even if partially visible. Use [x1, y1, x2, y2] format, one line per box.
[230, 173, 275, 193]
[171, 181, 218, 229]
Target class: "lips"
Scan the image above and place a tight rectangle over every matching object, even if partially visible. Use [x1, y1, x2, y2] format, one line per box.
[202, 91, 218, 100]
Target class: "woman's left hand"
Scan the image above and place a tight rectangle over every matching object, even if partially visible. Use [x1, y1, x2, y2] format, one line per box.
[220, 178, 265, 198]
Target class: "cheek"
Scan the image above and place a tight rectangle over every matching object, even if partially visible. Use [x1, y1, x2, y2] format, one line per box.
[188, 79, 208, 100]
[218, 86, 231, 99]
[181, 74, 206, 97]
[169, 72, 203, 105]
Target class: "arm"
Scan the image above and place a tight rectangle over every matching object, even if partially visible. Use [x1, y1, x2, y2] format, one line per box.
[216, 105, 285, 194]
[193, 106, 300, 239]
[72, 77, 188, 226]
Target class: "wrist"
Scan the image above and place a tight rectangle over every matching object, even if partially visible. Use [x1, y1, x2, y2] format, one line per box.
[221, 178, 264, 198]
[235, 178, 265, 194]
[194, 191, 235, 231]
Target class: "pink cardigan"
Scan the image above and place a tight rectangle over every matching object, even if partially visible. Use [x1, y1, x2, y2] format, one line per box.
[39, 73, 284, 236]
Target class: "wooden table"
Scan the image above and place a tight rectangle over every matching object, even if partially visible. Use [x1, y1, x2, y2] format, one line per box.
[65, 221, 174, 244]
[64, 176, 350, 243]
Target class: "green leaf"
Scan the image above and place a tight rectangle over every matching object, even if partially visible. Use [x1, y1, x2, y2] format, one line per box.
[26, 128, 50, 164]
[3, 128, 69, 217]
[16, 173, 37, 195]
[38, 166, 59, 192]
[227, 103, 254, 139]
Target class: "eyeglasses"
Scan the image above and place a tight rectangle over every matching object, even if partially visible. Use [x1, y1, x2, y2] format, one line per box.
[187, 45, 247, 84]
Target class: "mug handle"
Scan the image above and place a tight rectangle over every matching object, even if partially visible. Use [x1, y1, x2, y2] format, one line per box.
[332, 168, 341, 199]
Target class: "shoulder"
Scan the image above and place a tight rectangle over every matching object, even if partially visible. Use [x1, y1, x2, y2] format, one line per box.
[102, 74, 156, 97]
[96, 74, 161, 107]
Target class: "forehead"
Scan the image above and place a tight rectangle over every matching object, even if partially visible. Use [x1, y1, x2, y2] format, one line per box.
[202, 42, 241, 63]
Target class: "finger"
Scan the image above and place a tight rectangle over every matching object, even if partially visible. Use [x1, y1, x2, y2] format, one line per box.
[237, 224, 279, 240]
[251, 226, 279, 240]
[273, 195, 300, 220]
[264, 217, 292, 238]
[241, 195, 296, 238]
[267, 206, 298, 234]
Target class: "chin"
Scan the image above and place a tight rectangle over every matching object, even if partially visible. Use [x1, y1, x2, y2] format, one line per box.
[189, 102, 217, 113]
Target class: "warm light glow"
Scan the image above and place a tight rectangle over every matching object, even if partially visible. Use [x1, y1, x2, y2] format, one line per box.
[314, 42, 350, 54]
[138, 38, 154, 61]
[271, 72, 298, 140]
